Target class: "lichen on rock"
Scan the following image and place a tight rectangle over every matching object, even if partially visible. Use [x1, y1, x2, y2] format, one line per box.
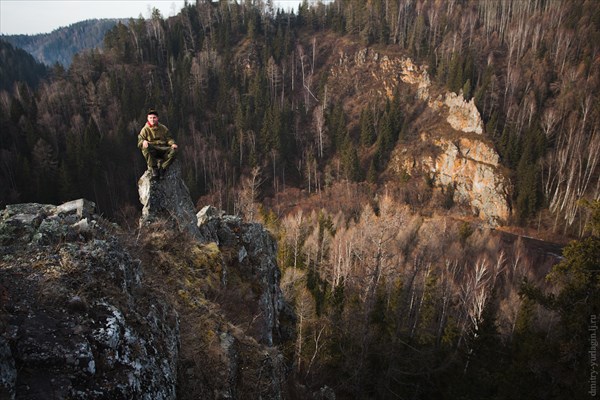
[0, 201, 179, 399]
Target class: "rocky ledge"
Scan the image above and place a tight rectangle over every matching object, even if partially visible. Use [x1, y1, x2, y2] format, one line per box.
[0, 159, 301, 399]
[0, 199, 179, 399]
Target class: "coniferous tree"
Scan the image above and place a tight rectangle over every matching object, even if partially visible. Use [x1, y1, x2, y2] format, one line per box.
[522, 200, 600, 399]
[359, 108, 376, 147]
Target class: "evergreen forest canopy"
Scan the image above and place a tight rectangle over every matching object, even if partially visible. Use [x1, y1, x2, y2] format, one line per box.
[0, 1, 599, 398]
[0, 41, 48, 91]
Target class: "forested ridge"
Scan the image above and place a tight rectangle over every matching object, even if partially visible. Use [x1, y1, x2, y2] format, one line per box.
[1, 19, 122, 67]
[1, 1, 599, 399]
[0, 41, 48, 91]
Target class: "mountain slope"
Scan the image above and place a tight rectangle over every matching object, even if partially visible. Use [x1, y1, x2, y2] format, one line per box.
[1, 19, 122, 67]
[0, 40, 48, 91]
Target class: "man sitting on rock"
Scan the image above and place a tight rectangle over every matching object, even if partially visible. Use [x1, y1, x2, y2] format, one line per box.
[137, 109, 178, 180]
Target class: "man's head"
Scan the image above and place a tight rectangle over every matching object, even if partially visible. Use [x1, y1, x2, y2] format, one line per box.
[147, 109, 159, 126]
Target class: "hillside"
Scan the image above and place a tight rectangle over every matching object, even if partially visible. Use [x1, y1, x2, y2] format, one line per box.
[0, 1, 599, 398]
[1, 19, 122, 67]
[0, 1, 596, 236]
[0, 40, 48, 91]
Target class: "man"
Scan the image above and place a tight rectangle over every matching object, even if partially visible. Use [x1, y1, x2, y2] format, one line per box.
[137, 109, 178, 180]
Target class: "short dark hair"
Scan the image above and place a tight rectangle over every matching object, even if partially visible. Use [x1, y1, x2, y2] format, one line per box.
[147, 109, 159, 117]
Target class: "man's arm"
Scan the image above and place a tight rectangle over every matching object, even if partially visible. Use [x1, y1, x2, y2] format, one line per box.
[163, 125, 177, 148]
[137, 127, 148, 149]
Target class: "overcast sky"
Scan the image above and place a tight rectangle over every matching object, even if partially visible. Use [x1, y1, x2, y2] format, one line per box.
[0, 0, 305, 35]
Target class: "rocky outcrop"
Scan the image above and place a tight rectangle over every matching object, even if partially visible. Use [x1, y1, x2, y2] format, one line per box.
[138, 160, 200, 238]
[196, 205, 294, 347]
[393, 134, 510, 224]
[432, 136, 509, 223]
[396, 56, 484, 134]
[440, 92, 483, 134]
[0, 200, 179, 399]
[334, 48, 508, 224]
[331, 48, 484, 136]
[0, 196, 297, 399]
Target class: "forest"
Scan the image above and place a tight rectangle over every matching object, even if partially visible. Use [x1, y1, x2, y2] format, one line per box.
[1, 0, 599, 398]
[1, 19, 122, 67]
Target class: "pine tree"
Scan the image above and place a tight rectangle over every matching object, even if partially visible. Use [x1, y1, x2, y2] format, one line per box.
[342, 139, 362, 182]
[522, 200, 600, 399]
[359, 108, 376, 147]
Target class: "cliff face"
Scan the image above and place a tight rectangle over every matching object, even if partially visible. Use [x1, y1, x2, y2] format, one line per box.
[425, 136, 510, 223]
[328, 47, 510, 225]
[197, 205, 292, 347]
[392, 132, 511, 224]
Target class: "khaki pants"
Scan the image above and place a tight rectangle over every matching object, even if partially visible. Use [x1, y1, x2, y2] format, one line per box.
[141, 144, 177, 170]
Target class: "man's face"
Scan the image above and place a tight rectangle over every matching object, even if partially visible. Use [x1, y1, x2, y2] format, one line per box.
[147, 114, 159, 126]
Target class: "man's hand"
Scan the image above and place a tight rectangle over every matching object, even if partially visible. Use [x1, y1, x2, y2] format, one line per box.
[142, 140, 149, 149]
[171, 144, 178, 149]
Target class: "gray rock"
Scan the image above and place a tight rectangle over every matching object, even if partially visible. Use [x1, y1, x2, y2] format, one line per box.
[197, 208, 293, 347]
[0, 201, 179, 399]
[55, 199, 96, 219]
[138, 160, 200, 238]
[1, 198, 297, 399]
[314, 385, 336, 400]
[197, 205, 225, 225]
[0, 336, 16, 400]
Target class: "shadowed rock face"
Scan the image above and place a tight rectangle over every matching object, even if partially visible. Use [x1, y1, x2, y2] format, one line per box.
[0, 201, 179, 400]
[138, 160, 200, 238]
[196, 206, 294, 347]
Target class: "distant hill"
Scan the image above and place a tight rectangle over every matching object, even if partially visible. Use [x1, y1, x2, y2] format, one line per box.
[0, 40, 48, 91]
[1, 19, 123, 67]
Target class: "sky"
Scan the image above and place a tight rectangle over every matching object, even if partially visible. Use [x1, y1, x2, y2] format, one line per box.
[0, 0, 306, 35]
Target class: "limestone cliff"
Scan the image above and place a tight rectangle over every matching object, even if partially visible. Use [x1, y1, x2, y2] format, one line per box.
[414, 134, 511, 224]
[390, 131, 510, 225]
[328, 46, 510, 225]
[395, 56, 510, 224]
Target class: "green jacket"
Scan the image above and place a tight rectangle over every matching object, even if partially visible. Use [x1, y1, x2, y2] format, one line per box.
[137, 122, 175, 149]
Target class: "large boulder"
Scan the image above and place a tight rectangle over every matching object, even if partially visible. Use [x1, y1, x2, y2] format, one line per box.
[138, 160, 200, 238]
